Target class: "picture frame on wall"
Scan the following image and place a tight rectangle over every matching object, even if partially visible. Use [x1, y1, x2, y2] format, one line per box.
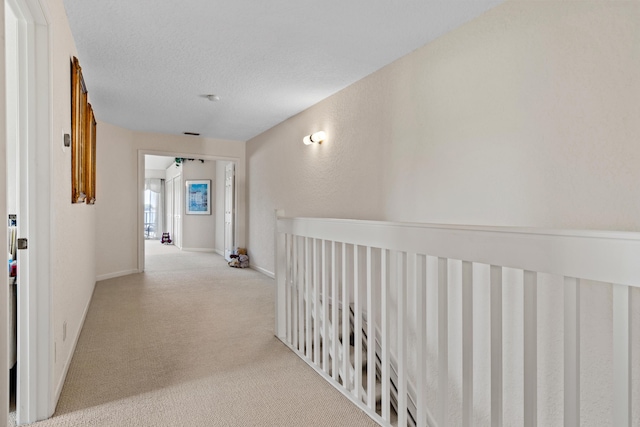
[71, 56, 87, 203]
[71, 56, 97, 204]
[185, 180, 211, 215]
[85, 103, 97, 204]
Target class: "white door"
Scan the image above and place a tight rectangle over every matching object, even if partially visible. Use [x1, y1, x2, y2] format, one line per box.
[5, 4, 25, 423]
[224, 163, 235, 260]
[5, 0, 52, 422]
[173, 175, 182, 249]
[165, 178, 173, 241]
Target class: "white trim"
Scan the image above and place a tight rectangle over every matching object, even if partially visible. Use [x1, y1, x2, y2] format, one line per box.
[137, 152, 145, 272]
[53, 284, 94, 407]
[214, 248, 224, 256]
[180, 248, 216, 253]
[251, 264, 275, 279]
[96, 269, 138, 282]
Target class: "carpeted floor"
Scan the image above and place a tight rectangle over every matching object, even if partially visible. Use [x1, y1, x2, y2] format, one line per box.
[19, 241, 377, 426]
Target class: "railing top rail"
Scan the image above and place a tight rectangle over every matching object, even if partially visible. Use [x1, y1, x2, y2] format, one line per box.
[277, 217, 640, 241]
[277, 217, 640, 287]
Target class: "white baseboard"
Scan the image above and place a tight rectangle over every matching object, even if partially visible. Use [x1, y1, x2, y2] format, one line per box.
[181, 248, 216, 253]
[53, 282, 95, 408]
[251, 265, 275, 279]
[96, 269, 138, 282]
[214, 248, 224, 256]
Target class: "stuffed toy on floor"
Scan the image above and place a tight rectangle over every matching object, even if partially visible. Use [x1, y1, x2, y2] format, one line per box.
[228, 254, 249, 268]
[228, 248, 249, 268]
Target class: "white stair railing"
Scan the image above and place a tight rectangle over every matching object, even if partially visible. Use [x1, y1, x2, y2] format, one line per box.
[274, 217, 640, 427]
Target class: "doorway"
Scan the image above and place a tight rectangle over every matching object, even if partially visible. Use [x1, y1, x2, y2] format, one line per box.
[4, 0, 52, 424]
[141, 154, 236, 271]
[144, 155, 179, 248]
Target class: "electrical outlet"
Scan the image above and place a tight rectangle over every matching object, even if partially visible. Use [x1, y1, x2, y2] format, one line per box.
[63, 321, 67, 341]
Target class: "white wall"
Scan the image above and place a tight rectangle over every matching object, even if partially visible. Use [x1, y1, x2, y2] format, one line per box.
[96, 122, 137, 279]
[248, 1, 640, 272]
[246, 2, 640, 426]
[181, 160, 216, 251]
[48, 0, 98, 412]
[95, 126, 245, 278]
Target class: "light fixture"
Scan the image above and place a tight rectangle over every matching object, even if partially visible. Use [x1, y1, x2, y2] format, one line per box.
[303, 131, 326, 145]
[206, 94, 220, 102]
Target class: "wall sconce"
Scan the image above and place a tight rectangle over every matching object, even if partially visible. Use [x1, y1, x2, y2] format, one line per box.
[303, 131, 326, 145]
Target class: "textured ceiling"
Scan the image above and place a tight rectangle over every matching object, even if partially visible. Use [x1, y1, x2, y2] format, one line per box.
[63, 0, 504, 141]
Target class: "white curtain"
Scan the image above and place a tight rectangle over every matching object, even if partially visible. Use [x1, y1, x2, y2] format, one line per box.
[144, 178, 164, 239]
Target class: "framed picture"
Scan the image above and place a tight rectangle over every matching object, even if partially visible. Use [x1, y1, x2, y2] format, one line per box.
[71, 56, 97, 204]
[185, 180, 211, 215]
[85, 103, 97, 204]
[71, 56, 87, 203]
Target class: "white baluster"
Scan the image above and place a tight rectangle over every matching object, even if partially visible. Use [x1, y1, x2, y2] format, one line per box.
[275, 229, 286, 340]
[564, 277, 580, 427]
[292, 236, 298, 349]
[354, 244, 362, 400]
[366, 246, 376, 410]
[314, 239, 320, 365]
[613, 283, 631, 427]
[490, 265, 503, 427]
[322, 239, 329, 373]
[342, 242, 349, 389]
[305, 237, 312, 359]
[523, 271, 537, 427]
[332, 241, 339, 382]
[381, 249, 390, 422]
[438, 257, 449, 426]
[298, 236, 304, 353]
[398, 252, 408, 427]
[416, 254, 427, 427]
[462, 261, 473, 427]
[285, 234, 291, 343]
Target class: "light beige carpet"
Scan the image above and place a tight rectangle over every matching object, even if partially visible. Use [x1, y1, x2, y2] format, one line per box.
[22, 241, 377, 426]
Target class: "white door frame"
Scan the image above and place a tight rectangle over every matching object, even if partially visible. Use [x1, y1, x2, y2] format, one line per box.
[4, 0, 52, 423]
[137, 150, 241, 273]
[224, 162, 235, 261]
[164, 177, 173, 241]
[172, 174, 182, 249]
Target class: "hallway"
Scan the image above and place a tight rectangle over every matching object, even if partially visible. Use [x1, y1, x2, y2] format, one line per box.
[22, 242, 376, 426]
